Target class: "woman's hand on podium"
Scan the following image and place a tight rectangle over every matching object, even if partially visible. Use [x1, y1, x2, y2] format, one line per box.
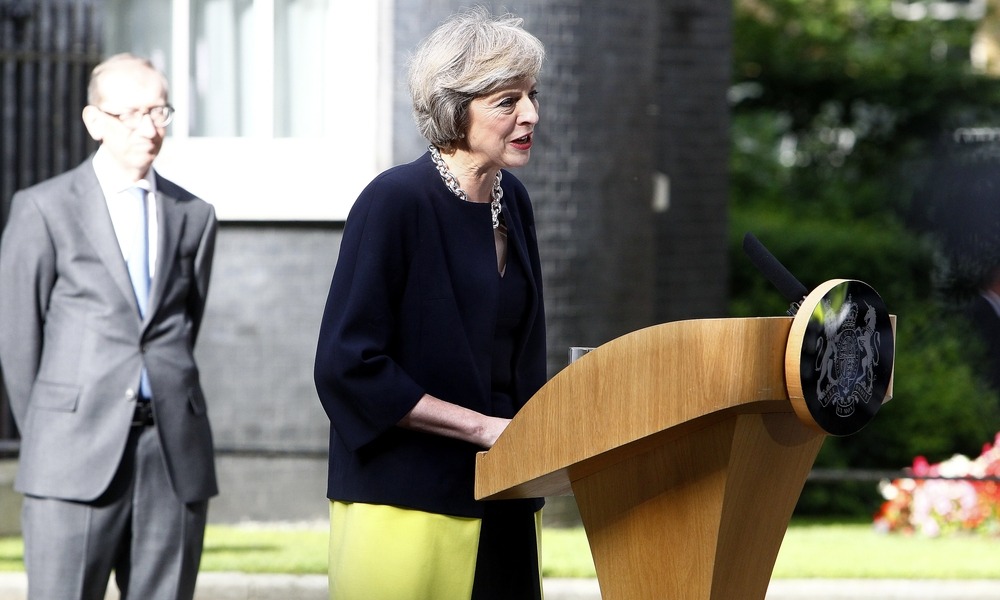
[398, 393, 512, 448]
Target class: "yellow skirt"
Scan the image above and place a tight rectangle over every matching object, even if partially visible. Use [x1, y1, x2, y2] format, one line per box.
[328, 500, 541, 600]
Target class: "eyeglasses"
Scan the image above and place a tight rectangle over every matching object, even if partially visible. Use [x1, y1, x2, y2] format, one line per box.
[96, 105, 175, 128]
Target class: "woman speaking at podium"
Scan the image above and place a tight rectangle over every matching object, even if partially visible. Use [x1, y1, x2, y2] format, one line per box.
[314, 8, 548, 599]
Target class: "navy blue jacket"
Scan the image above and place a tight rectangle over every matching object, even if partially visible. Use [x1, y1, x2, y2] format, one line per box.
[314, 152, 547, 518]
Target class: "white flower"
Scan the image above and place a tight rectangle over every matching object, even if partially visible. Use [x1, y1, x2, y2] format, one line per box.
[878, 479, 899, 501]
[937, 454, 972, 478]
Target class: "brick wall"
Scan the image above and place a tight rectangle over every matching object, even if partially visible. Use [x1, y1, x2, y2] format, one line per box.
[655, 0, 733, 322]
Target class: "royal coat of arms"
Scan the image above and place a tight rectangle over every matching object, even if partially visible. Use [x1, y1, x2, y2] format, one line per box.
[813, 295, 882, 418]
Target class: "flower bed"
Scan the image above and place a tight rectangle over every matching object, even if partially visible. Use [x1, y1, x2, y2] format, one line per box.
[874, 433, 1000, 537]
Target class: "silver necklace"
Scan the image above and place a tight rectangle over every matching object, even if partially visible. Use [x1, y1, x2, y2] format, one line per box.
[428, 145, 503, 229]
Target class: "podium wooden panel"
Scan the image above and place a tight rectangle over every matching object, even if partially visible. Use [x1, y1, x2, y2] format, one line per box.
[475, 317, 828, 600]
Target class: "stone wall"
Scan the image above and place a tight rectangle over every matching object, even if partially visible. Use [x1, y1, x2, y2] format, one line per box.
[193, 224, 340, 523]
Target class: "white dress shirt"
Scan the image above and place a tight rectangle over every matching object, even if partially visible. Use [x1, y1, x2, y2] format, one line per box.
[92, 147, 159, 279]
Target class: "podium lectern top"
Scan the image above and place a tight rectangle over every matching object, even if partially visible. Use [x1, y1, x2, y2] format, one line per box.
[475, 316, 796, 500]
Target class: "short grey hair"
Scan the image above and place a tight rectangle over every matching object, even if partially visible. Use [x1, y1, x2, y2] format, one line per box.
[88, 53, 169, 106]
[408, 7, 545, 149]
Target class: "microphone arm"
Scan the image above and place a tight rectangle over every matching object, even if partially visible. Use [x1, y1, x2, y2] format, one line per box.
[742, 232, 808, 316]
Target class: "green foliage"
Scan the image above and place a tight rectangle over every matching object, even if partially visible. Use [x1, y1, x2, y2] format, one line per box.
[733, 0, 1000, 215]
[732, 207, 1000, 458]
[730, 208, 933, 316]
[855, 310, 1000, 465]
[797, 479, 882, 517]
[734, 0, 996, 131]
[731, 0, 1000, 517]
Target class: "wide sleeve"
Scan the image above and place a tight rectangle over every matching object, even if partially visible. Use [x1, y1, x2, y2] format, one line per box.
[0, 192, 56, 426]
[313, 177, 426, 451]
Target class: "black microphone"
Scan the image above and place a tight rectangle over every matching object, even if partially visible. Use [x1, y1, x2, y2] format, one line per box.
[742, 232, 808, 315]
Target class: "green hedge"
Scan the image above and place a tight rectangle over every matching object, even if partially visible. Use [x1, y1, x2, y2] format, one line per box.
[730, 207, 1000, 517]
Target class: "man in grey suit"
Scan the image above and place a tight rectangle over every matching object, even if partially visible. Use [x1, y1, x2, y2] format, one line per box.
[0, 53, 217, 599]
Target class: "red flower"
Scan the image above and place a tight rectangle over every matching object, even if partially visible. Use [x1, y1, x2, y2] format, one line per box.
[911, 455, 930, 477]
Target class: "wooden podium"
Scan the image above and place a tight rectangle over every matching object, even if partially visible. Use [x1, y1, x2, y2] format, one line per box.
[475, 314, 892, 599]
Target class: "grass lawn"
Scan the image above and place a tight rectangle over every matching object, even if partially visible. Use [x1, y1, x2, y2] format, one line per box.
[771, 521, 1000, 579]
[541, 520, 1000, 580]
[1, 520, 998, 579]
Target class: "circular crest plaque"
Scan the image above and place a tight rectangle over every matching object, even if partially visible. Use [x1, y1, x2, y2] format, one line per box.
[786, 279, 895, 436]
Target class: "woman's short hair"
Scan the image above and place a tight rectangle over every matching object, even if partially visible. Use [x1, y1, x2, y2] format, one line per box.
[408, 7, 545, 149]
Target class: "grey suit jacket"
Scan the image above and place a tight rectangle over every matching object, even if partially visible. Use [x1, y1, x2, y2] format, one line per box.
[0, 158, 218, 504]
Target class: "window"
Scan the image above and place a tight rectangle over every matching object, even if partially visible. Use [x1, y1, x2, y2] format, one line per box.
[103, 0, 390, 220]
